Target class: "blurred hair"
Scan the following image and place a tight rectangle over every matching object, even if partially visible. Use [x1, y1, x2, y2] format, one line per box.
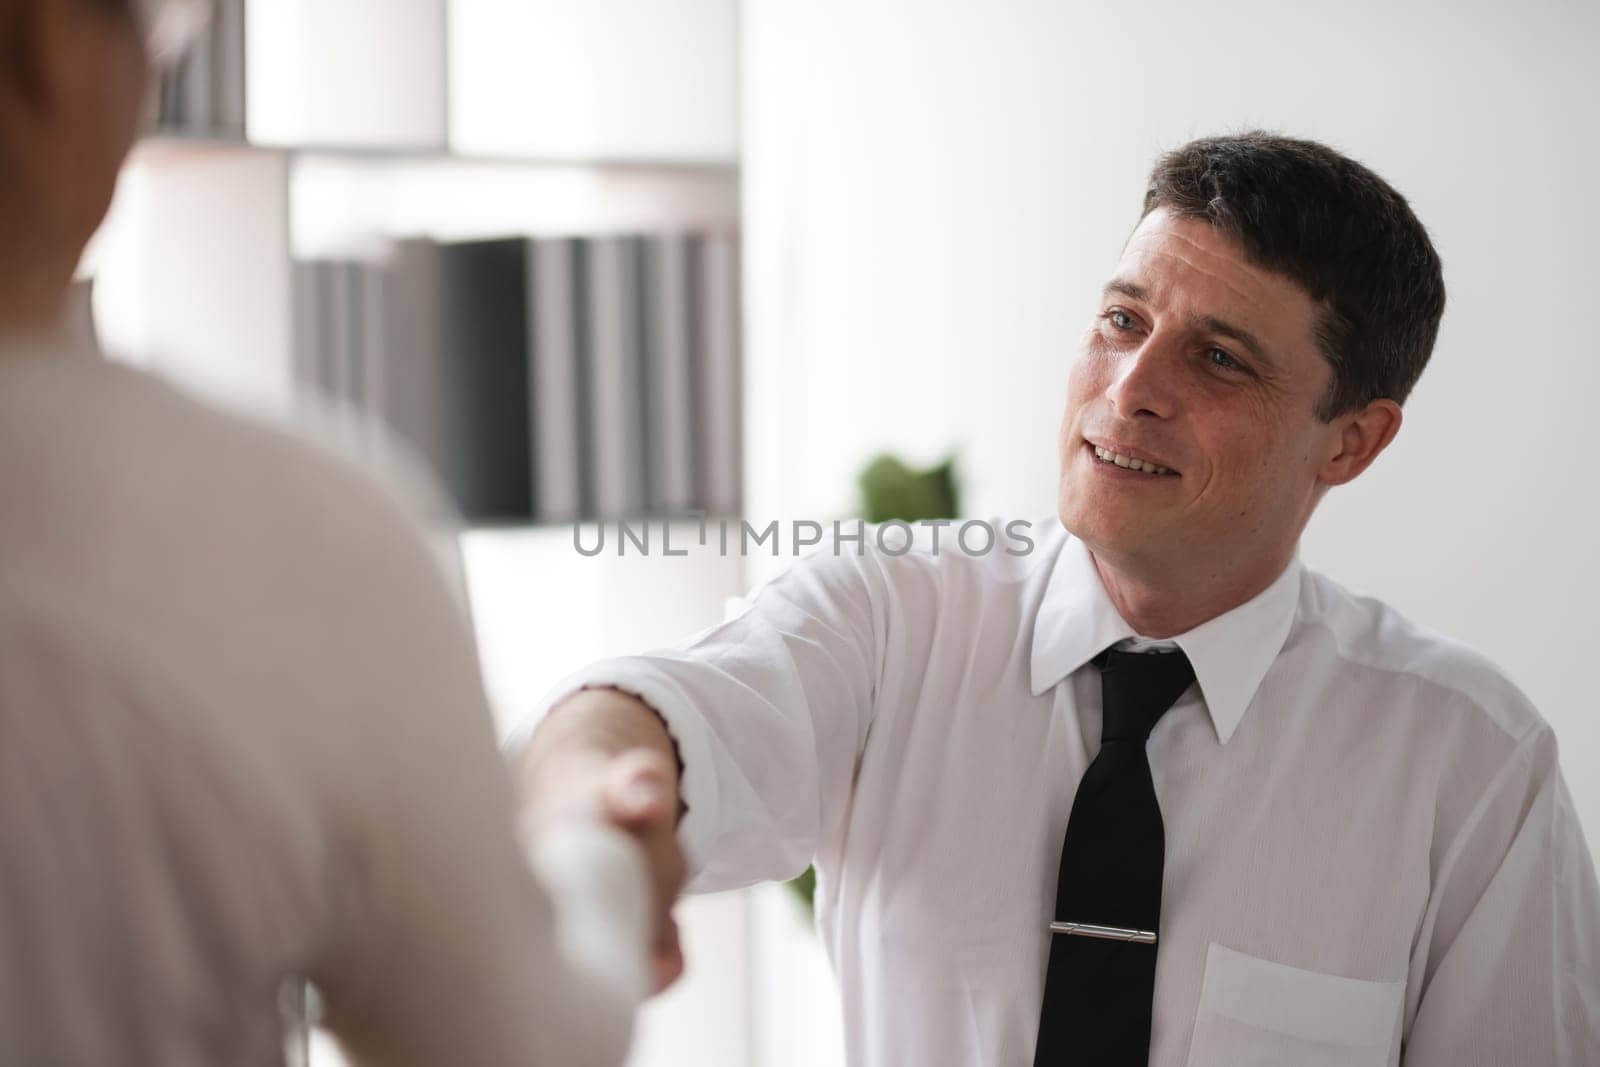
[1143, 131, 1446, 420]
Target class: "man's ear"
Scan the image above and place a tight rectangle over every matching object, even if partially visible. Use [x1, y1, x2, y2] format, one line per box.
[1318, 398, 1403, 487]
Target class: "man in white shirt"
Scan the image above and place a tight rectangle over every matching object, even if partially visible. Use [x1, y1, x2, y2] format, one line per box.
[519, 132, 1600, 1064]
[0, 1, 679, 1062]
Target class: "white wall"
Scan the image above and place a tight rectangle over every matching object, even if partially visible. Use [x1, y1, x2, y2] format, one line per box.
[743, 0, 1600, 845]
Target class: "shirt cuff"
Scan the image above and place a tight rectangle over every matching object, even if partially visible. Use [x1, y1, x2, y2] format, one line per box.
[511, 659, 723, 883]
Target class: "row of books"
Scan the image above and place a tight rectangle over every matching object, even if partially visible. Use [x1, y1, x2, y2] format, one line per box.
[292, 232, 742, 522]
[156, 0, 246, 138]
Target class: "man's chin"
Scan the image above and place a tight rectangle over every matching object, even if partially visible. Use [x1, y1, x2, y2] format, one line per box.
[1058, 500, 1160, 557]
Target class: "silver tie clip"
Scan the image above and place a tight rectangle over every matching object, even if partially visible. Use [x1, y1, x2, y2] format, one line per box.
[1049, 921, 1157, 944]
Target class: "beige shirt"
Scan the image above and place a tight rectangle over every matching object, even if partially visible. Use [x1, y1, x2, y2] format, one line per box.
[0, 339, 636, 1067]
[531, 518, 1600, 1067]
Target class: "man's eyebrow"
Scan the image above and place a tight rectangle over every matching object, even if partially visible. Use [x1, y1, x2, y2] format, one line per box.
[1102, 278, 1149, 302]
[1194, 313, 1270, 366]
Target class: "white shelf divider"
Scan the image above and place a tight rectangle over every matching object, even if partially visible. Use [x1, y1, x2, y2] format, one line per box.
[289, 153, 739, 260]
[246, 0, 448, 151]
[449, 0, 739, 164]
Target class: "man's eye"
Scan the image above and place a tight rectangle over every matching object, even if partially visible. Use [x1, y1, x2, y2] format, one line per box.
[1207, 347, 1243, 372]
[1107, 310, 1135, 330]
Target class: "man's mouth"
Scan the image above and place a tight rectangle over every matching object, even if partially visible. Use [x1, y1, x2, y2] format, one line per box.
[1087, 442, 1179, 477]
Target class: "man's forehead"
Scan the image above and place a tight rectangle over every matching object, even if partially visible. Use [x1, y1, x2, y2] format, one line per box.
[1113, 210, 1312, 323]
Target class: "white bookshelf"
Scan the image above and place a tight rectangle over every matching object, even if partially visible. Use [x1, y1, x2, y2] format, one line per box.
[90, 0, 744, 437]
[92, 153, 737, 431]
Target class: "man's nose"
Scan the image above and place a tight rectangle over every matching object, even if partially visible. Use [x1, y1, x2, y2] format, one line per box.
[1105, 339, 1180, 420]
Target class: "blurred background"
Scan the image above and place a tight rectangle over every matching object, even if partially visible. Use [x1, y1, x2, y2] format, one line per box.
[78, 1, 1599, 1064]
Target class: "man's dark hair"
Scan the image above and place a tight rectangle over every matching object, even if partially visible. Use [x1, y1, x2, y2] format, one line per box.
[1143, 131, 1446, 420]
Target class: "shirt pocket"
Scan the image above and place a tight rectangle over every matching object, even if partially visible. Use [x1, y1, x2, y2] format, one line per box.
[1184, 943, 1404, 1067]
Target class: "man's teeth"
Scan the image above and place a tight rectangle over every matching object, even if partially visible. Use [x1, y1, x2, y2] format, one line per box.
[1093, 445, 1174, 476]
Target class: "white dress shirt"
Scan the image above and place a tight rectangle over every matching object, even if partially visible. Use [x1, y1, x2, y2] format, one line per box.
[0, 339, 642, 1067]
[533, 517, 1600, 1066]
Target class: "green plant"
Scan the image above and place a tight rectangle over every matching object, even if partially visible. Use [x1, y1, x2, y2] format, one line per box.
[857, 454, 960, 524]
[787, 864, 818, 912]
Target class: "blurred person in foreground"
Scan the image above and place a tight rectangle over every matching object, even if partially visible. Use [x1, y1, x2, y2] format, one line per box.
[0, 1, 681, 1063]
[519, 132, 1600, 1064]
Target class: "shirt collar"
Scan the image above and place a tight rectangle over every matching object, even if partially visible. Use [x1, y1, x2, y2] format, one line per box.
[1030, 531, 1303, 744]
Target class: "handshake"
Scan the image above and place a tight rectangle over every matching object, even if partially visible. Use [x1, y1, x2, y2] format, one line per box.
[517, 686, 692, 995]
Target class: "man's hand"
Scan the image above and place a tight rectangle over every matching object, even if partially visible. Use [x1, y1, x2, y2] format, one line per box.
[517, 689, 690, 993]
[597, 749, 687, 991]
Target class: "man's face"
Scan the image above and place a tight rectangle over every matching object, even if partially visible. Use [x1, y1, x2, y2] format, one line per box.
[1058, 208, 1340, 578]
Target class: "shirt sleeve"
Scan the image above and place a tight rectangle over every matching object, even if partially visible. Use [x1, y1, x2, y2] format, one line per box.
[511, 546, 885, 894]
[1403, 723, 1600, 1065]
[302, 482, 644, 1067]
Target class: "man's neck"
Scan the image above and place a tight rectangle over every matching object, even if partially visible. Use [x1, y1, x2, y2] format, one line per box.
[1089, 545, 1295, 639]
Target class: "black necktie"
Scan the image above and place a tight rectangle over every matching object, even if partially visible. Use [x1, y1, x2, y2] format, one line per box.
[1033, 647, 1196, 1067]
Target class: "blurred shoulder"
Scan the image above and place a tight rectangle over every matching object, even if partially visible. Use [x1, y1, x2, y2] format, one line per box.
[0, 347, 463, 610]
